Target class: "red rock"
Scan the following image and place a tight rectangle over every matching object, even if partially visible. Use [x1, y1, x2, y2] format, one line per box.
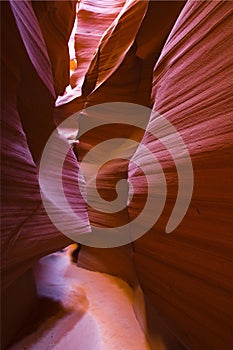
[1, 1, 233, 349]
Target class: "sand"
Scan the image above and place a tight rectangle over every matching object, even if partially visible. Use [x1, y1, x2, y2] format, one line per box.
[9, 246, 151, 350]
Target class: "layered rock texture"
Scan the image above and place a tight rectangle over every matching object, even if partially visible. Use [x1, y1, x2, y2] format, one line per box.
[1, 1, 233, 349]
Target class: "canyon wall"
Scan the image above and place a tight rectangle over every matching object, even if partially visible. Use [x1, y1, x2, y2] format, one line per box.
[1, 1, 233, 349]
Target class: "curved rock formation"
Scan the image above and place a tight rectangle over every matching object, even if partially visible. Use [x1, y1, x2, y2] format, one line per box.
[1, 0, 233, 349]
[129, 2, 233, 349]
[1, 2, 87, 347]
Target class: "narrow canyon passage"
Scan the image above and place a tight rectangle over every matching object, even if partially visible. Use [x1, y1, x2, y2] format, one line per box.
[1, 1, 233, 350]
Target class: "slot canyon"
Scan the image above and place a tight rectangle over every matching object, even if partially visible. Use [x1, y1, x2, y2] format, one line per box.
[1, 1, 233, 349]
